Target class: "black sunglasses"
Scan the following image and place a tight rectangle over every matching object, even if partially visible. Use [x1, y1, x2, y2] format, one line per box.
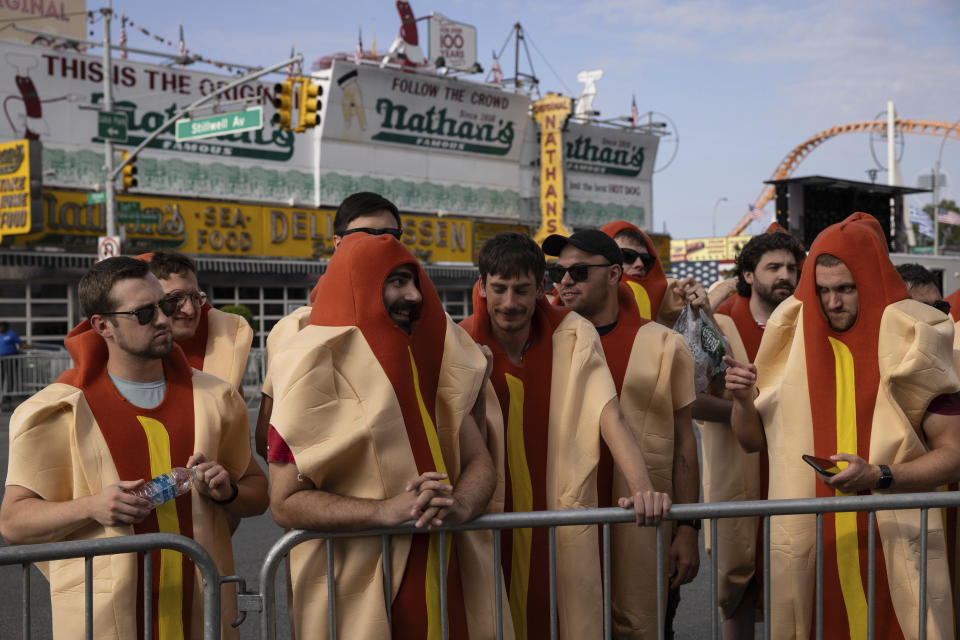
[341, 227, 403, 239]
[621, 248, 657, 270]
[546, 263, 614, 284]
[99, 297, 179, 325]
[931, 299, 951, 314]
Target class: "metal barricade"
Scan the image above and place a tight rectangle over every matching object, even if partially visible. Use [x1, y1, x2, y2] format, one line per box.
[254, 491, 960, 640]
[0, 350, 73, 406]
[0, 532, 222, 640]
[242, 347, 265, 404]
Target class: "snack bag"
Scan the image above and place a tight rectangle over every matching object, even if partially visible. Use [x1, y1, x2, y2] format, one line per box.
[673, 303, 729, 393]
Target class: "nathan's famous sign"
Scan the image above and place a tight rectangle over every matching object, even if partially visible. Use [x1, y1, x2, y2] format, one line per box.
[563, 122, 658, 180]
[319, 59, 530, 162]
[0, 40, 311, 204]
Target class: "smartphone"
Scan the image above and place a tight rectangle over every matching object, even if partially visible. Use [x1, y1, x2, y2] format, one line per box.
[802, 454, 842, 477]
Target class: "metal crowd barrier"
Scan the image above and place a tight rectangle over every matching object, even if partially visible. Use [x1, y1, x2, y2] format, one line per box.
[242, 347, 266, 404]
[4, 493, 959, 640]
[0, 350, 73, 406]
[255, 491, 960, 640]
[0, 532, 222, 640]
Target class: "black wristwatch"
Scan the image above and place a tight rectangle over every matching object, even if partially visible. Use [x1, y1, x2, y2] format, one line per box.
[876, 464, 893, 490]
[676, 519, 701, 531]
[211, 480, 239, 505]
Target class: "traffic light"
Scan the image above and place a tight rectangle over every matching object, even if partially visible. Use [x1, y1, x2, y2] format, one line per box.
[121, 151, 138, 191]
[273, 77, 296, 130]
[296, 77, 322, 131]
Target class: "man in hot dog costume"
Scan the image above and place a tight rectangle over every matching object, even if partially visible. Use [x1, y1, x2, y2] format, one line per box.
[544, 229, 698, 639]
[725, 213, 960, 639]
[0, 256, 268, 640]
[267, 232, 505, 640]
[254, 191, 402, 459]
[141, 250, 252, 390]
[697, 230, 805, 638]
[600, 220, 708, 324]
[460, 231, 671, 639]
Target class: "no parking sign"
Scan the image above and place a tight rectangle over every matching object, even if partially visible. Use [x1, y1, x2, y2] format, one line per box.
[97, 236, 121, 262]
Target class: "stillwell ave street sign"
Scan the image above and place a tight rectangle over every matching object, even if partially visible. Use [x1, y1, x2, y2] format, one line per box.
[175, 107, 264, 142]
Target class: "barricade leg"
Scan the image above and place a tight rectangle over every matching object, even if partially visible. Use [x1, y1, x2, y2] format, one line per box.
[326, 537, 336, 640]
[602, 522, 611, 640]
[656, 523, 664, 640]
[145, 551, 153, 640]
[494, 529, 503, 640]
[816, 514, 823, 640]
[763, 516, 771, 640]
[711, 517, 719, 640]
[867, 511, 876, 640]
[21, 563, 30, 640]
[920, 508, 928, 640]
[382, 535, 392, 628]
[548, 526, 557, 640]
[85, 556, 93, 639]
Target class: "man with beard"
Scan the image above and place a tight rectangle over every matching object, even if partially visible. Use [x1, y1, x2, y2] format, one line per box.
[0, 257, 268, 640]
[600, 220, 708, 324]
[460, 231, 670, 639]
[696, 231, 805, 639]
[724, 213, 960, 640]
[266, 233, 505, 640]
[543, 229, 698, 639]
[254, 191, 403, 459]
[142, 251, 253, 390]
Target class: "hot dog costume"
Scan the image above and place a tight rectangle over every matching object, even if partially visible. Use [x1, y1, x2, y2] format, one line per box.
[5, 322, 251, 640]
[460, 289, 618, 639]
[269, 233, 508, 640]
[596, 282, 695, 638]
[600, 220, 684, 326]
[701, 291, 767, 619]
[944, 288, 960, 350]
[138, 253, 253, 390]
[753, 213, 959, 639]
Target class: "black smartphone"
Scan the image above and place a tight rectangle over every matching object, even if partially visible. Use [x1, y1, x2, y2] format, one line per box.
[802, 454, 841, 477]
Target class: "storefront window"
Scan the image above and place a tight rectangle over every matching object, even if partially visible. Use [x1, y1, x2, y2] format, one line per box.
[208, 285, 310, 348]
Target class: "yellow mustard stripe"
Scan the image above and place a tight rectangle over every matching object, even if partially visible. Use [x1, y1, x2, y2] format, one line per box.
[626, 280, 652, 320]
[408, 348, 450, 640]
[504, 373, 533, 640]
[827, 338, 868, 640]
[137, 416, 184, 640]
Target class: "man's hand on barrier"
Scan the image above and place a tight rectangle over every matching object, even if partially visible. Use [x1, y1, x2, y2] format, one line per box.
[822, 453, 880, 494]
[669, 525, 700, 588]
[187, 453, 234, 502]
[92, 481, 153, 526]
[406, 472, 455, 528]
[619, 490, 672, 526]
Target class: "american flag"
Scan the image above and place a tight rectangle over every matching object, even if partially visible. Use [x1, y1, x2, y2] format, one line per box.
[490, 53, 503, 85]
[631, 95, 638, 128]
[668, 260, 735, 287]
[937, 208, 960, 226]
[747, 203, 766, 222]
[119, 13, 127, 59]
[356, 26, 363, 62]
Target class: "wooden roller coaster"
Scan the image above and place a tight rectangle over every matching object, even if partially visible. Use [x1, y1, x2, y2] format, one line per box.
[728, 120, 960, 236]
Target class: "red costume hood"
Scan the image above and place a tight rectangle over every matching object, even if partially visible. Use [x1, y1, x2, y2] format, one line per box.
[600, 220, 669, 313]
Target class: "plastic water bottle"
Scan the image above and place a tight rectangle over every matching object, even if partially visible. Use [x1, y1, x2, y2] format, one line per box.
[130, 467, 195, 508]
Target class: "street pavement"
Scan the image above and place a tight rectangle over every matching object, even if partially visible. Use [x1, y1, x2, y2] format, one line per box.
[0, 401, 724, 639]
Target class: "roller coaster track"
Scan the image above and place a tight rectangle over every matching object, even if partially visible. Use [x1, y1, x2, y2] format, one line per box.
[728, 120, 960, 236]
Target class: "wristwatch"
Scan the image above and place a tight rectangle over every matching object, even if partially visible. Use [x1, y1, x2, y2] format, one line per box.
[676, 519, 701, 531]
[876, 464, 893, 490]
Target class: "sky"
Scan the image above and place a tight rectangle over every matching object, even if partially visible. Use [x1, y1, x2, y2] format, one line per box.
[98, 0, 960, 239]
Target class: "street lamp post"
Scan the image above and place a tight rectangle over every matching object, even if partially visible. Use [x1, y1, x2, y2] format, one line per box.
[933, 119, 960, 256]
[712, 197, 728, 237]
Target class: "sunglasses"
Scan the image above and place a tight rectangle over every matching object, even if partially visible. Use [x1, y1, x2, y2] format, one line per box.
[167, 291, 208, 310]
[621, 248, 658, 270]
[931, 299, 951, 314]
[341, 227, 403, 239]
[546, 263, 614, 284]
[99, 297, 180, 325]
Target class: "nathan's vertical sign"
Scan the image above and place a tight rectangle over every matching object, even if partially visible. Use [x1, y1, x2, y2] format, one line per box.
[532, 94, 572, 242]
[0, 139, 41, 238]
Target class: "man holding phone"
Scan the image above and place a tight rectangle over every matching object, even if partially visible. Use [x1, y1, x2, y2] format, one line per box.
[724, 213, 960, 640]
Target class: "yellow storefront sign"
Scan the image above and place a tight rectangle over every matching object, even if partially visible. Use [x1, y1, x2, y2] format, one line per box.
[669, 236, 752, 262]
[532, 93, 572, 243]
[15, 189, 476, 263]
[0, 139, 41, 238]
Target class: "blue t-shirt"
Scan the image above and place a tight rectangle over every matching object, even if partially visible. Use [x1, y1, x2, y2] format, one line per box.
[0, 329, 22, 356]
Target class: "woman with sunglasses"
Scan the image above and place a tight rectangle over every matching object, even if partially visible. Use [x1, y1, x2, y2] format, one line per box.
[600, 220, 710, 326]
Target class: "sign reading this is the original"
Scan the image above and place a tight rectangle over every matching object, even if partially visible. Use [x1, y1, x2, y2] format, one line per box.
[0, 139, 41, 237]
[532, 93, 572, 242]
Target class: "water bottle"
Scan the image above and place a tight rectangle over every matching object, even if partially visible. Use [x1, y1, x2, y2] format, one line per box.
[130, 467, 195, 508]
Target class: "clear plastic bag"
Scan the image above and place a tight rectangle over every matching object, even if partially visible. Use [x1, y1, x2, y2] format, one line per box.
[672, 303, 729, 393]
